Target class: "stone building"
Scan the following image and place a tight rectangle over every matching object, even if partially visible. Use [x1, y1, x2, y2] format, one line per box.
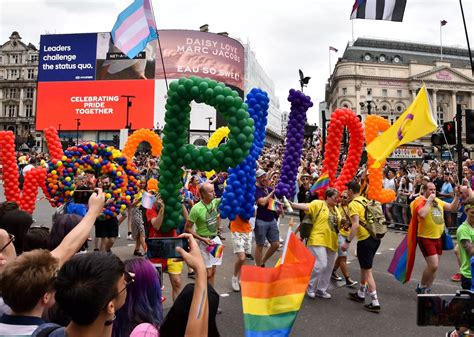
[0, 31, 39, 145]
[325, 38, 473, 145]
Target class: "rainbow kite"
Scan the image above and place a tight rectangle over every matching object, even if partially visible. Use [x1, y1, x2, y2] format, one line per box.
[388, 198, 425, 283]
[206, 243, 224, 258]
[240, 232, 315, 337]
[309, 172, 330, 195]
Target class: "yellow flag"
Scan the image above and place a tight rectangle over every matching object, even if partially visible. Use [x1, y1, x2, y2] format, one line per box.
[366, 85, 437, 167]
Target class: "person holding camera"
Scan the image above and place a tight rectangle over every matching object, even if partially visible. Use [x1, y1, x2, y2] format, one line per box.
[456, 197, 474, 290]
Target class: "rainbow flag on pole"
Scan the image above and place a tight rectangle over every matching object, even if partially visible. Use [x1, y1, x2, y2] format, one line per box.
[240, 231, 315, 337]
[388, 197, 425, 283]
[309, 172, 330, 195]
[267, 198, 282, 212]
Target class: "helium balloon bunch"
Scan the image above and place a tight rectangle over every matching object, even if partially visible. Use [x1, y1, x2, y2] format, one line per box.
[275, 89, 313, 199]
[220, 88, 269, 220]
[365, 115, 396, 203]
[159, 76, 254, 232]
[46, 142, 140, 218]
[0, 131, 21, 203]
[43, 127, 64, 161]
[122, 128, 162, 160]
[322, 108, 364, 193]
[206, 127, 230, 178]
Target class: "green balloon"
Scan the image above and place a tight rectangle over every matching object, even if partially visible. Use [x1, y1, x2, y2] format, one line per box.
[215, 95, 225, 105]
[225, 96, 235, 107]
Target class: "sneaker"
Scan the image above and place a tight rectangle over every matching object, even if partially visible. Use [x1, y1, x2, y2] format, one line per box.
[306, 290, 316, 299]
[450, 273, 462, 282]
[363, 303, 381, 313]
[415, 285, 427, 294]
[127, 234, 133, 241]
[345, 278, 358, 288]
[231, 276, 240, 292]
[348, 292, 365, 303]
[315, 290, 332, 299]
[246, 254, 254, 261]
[331, 272, 343, 281]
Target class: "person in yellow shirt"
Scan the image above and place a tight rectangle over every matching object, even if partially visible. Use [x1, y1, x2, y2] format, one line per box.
[291, 188, 341, 299]
[332, 190, 358, 288]
[414, 182, 460, 294]
[341, 181, 380, 312]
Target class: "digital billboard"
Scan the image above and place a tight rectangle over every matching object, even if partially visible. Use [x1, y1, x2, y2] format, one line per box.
[155, 30, 245, 90]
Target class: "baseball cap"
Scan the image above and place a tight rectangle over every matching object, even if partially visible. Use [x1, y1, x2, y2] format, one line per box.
[256, 169, 266, 178]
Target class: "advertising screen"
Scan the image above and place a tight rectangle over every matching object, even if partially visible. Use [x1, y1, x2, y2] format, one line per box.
[155, 30, 245, 90]
[36, 80, 154, 130]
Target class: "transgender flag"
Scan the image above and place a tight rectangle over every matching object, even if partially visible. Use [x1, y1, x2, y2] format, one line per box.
[111, 0, 158, 59]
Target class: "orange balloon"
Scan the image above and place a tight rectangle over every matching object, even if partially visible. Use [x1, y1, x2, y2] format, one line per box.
[122, 129, 162, 159]
[365, 115, 396, 203]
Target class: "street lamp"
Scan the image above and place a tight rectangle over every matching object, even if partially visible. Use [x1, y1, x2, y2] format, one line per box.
[121, 95, 135, 129]
[206, 117, 213, 138]
[360, 89, 376, 115]
[75, 118, 81, 145]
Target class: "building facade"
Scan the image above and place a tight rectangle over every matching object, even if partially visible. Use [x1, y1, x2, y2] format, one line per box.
[281, 111, 288, 137]
[0, 31, 38, 145]
[325, 38, 473, 146]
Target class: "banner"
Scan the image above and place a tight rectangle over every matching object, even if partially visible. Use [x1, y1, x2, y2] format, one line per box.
[36, 80, 154, 130]
[155, 30, 245, 90]
[39, 33, 98, 82]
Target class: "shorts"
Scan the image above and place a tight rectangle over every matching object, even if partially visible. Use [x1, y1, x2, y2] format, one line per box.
[417, 237, 442, 257]
[357, 236, 381, 269]
[198, 236, 223, 269]
[231, 232, 252, 255]
[337, 234, 348, 257]
[166, 259, 184, 275]
[254, 218, 279, 246]
[95, 218, 119, 238]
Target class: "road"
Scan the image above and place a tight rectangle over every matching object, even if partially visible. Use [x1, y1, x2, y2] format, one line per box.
[22, 188, 463, 336]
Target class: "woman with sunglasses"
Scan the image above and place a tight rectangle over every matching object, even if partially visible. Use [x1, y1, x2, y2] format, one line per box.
[290, 188, 341, 299]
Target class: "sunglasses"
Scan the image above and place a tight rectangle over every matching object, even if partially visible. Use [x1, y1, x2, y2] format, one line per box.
[103, 271, 135, 308]
[0, 234, 15, 253]
[341, 196, 348, 200]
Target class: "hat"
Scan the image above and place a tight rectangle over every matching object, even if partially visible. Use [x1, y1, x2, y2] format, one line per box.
[256, 169, 266, 178]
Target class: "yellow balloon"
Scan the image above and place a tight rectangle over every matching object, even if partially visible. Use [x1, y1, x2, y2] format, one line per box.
[206, 127, 229, 178]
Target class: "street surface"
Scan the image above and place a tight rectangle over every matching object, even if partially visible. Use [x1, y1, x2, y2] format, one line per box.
[24, 188, 461, 337]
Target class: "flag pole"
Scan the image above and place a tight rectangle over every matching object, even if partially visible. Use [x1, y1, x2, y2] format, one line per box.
[351, 20, 355, 42]
[459, 0, 474, 76]
[147, 0, 169, 91]
[328, 48, 332, 77]
[280, 217, 295, 265]
[440, 21, 444, 60]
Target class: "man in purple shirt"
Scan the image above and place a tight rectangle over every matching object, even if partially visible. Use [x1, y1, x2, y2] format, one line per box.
[254, 169, 280, 267]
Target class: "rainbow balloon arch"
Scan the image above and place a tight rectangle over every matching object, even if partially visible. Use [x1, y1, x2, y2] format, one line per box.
[0, 76, 395, 226]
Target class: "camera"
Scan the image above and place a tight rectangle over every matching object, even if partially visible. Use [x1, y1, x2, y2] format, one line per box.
[73, 186, 95, 204]
[417, 290, 473, 329]
[146, 237, 190, 259]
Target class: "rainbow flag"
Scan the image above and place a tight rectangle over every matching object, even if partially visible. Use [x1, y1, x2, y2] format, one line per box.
[206, 243, 224, 258]
[388, 197, 425, 283]
[267, 198, 282, 212]
[309, 172, 329, 195]
[240, 232, 315, 337]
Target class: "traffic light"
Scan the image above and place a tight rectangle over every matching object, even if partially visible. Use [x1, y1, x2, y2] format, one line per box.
[431, 132, 445, 146]
[466, 109, 474, 144]
[112, 135, 119, 148]
[443, 121, 456, 145]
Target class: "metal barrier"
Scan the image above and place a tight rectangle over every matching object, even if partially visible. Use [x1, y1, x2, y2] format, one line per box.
[384, 201, 459, 234]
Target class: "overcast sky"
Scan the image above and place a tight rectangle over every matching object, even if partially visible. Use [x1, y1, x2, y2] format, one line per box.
[1, 0, 472, 124]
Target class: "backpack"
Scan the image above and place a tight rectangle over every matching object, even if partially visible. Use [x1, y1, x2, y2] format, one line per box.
[354, 198, 387, 239]
[32, 323, 66, 337]
[299, 203, 324, 240]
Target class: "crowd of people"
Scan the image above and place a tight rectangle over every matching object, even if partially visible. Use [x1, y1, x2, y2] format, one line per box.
[0, 139, 473, 336]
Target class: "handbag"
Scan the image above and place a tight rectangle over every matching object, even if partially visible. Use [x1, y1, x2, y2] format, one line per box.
[299, 203, 324, 240]
[441, 227, 454, 250]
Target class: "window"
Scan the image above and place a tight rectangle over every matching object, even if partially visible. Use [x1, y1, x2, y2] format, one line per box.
[6, 88, 18, 99]
[30, 54, 38, 62]
[25, 87, 34, 99]
[25, 105, 33, 117]
[397, 90, 402, 98]
[396, 105, 403, 113]
[382, 89, 388, 97]
[457, 95, 464, 103]
[27, 69, 35, 79]
[5, 105, 18, 118]
[437, 107, 444, 125]
[342, 88, 347, 96]
[382, 105, 388, 112]
[11, 54, 20, 64]
[7, 69, 19, 79]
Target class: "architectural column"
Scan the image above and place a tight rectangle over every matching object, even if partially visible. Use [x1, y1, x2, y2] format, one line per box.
[19, 87, 24, 118]
[450, 91, 457, 121]
[471, 91, 474, 109]
[431, 89, 437, 120]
